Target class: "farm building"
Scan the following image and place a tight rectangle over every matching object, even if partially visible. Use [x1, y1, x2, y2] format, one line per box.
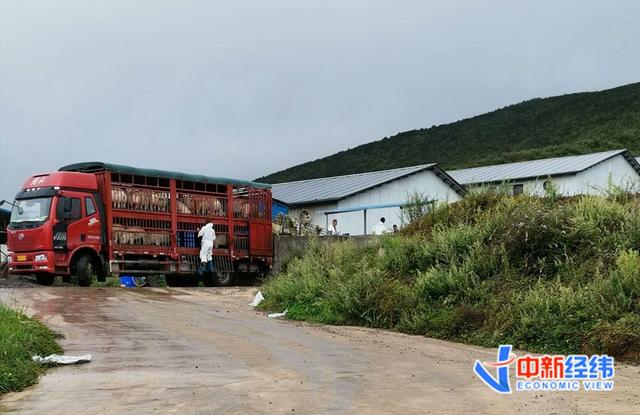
[448, 149, 640, 196]
[271, 164, 465, 235]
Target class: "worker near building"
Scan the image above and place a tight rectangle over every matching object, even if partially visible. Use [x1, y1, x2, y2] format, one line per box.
[328, 219, 339, 235]
[198, 222, 216, 273]
[372, 217, 389, 235]
[393, 224, 399, 233]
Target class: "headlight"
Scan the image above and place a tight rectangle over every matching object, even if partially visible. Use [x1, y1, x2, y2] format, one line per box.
[35, 254, 48, 262]
[7, 256, 11, 263]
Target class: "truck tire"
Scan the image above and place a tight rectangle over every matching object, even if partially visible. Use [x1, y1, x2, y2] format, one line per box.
[132, 276, 147, 287]
[216, 271, 235, 287]
[74, 255, 95, 287]
[35, 273, 55, 286]
[165, 274, 179, 287]
[183, 274, 199, 287]
[202, 271, 216, 287]
[165, 274, 197, 287]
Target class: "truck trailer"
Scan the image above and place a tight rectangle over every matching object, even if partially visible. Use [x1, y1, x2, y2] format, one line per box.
[5, 162, 273, 286]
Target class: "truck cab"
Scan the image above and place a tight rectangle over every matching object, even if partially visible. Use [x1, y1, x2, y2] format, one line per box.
[6, 172, 105, 285]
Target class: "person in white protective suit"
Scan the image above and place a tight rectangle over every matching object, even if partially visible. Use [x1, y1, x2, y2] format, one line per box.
[372, 217, 390, 236]
[198, 222, 216, 267]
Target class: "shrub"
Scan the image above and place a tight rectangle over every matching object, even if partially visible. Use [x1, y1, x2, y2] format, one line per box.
[262, 192, 640, 360]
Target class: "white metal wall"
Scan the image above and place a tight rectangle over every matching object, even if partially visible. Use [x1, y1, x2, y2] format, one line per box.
[289, 169, 461, 235]
[497, 155, 640, 196]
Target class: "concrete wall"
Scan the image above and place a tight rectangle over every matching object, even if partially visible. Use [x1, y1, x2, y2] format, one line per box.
[272, 235, 378, 275]
[287, 169, 461, 235]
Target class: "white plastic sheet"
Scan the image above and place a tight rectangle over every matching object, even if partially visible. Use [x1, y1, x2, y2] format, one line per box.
[250, 291, 265, 307]
[267, 309, 288, 318]
[33, 354, 92, 365]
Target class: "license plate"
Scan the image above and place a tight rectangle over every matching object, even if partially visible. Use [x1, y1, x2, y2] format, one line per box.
[17, 255, 27, 262]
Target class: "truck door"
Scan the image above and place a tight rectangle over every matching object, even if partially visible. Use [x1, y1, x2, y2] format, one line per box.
[54, 191, 92, 252]
[84, 196, 102, 247]
[248, 189, 272, 256]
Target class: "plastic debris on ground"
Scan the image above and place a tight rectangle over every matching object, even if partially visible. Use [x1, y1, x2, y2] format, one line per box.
[33, 354, 92, 365]
[250, 291, 265, 307]
[267, 309, 288, 318]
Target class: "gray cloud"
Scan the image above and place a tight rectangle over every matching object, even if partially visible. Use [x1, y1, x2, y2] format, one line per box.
[2, 0, 639, 201]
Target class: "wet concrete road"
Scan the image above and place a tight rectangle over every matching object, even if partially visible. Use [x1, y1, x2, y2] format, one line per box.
[0, 287, 638, 414]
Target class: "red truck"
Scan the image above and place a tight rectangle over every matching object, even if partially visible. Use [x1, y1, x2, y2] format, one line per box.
[4, 162, 273, 286]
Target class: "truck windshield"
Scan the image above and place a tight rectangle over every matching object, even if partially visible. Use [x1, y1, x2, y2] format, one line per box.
[10, 198, 52, 223]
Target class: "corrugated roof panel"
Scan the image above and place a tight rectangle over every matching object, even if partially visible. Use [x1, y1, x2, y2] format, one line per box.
[448, 150, 627, 185]
[272, 164, 437, 205]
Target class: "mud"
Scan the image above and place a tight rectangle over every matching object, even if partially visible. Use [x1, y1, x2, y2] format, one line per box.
[0, 287, 638, 414]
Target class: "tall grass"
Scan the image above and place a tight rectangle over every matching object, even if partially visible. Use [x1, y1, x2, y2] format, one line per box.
[261, 192, 640, 359]
[0, 305, 62, 394]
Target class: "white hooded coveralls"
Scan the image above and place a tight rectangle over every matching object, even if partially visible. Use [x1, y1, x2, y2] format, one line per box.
[372, 221, 389, 236]
[198, 223, 216, 263]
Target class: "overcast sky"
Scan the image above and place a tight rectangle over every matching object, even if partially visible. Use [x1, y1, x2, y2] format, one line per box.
[1, 0, 639, 202]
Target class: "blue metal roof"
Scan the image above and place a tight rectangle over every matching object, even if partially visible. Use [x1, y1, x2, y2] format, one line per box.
[272, 164, 464, 206]
[448, 150, 640, 185]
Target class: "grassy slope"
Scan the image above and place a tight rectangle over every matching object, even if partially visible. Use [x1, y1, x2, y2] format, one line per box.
[258, 82, 640, 183]
[261, 192, 640, 359]
[0, 305, 62, 394]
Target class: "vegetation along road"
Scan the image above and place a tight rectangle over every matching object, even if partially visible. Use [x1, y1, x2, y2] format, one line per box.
[0, 287, 638, 414]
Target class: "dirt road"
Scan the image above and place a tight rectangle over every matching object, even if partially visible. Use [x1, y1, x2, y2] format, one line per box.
[0, 287, 638, 414]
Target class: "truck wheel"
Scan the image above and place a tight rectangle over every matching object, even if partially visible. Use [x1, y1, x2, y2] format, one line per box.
[202, 271, 216, 287]
[35, 273, 55, 286]
[165, 274, 179, 287]
[216, 271, 235, 287]
[165, 274, 197, 287]
[74, 255, 95, 287]
[132, 276, 147, 287]
[184, 274, 199, 287]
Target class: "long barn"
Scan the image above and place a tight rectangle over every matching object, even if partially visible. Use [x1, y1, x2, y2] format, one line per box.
[272, 164, 464, 235]
[448, 149, 640, 196]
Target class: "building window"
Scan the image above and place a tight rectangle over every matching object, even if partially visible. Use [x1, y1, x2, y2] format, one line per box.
[512, 184, 524, 196]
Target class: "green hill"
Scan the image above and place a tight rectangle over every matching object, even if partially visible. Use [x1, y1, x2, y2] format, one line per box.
[258, 82, 640, 183]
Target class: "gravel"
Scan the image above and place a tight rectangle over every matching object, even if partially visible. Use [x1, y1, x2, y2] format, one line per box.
[0, 274, 40, 288]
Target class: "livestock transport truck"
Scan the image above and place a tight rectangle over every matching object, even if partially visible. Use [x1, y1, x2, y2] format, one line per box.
[4, 162, 273, 286]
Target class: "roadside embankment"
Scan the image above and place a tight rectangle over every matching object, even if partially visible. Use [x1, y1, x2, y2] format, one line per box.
[0, 304, 62, 394]
[261, 191, 640, 360]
